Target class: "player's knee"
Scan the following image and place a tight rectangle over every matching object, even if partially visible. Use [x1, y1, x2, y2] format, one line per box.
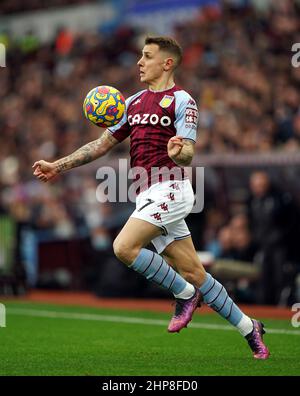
[113, 238, 140, 266]
[113, 239, 130, 264]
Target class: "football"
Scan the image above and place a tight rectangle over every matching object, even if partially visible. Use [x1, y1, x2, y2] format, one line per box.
[83, 85, 126, 127]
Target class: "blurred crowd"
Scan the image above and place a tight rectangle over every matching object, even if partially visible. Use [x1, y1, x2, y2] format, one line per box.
[0, 0, 300, 303]
[0, 0, 96, 15]
[203, 170, 300, 304]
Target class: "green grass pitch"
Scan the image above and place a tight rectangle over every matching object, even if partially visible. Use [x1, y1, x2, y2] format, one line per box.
[1, 301, 299, 376]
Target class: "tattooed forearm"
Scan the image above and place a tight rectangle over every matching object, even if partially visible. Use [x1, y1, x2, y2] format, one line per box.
[55, 145, 94, 172]
[172, 140, 195, 166]
[54, 130, 118, 173]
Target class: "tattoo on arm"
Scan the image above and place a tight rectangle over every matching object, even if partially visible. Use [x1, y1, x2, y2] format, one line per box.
[55, 130, 118, 172]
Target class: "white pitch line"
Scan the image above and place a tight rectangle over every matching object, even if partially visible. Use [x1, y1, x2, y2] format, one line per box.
[7, 308, 300, 336]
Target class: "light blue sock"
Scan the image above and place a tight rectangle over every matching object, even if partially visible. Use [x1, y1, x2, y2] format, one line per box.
[130, 248, 192, 296]
[199, 273, 243, 326]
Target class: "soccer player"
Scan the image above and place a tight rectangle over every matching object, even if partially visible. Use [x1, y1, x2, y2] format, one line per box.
[32, 36, 269, 359]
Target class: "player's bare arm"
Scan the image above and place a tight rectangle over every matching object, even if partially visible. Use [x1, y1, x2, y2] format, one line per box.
[167, 136, 195, 166]
[54, 130, 118, 171]
[32, 130, 118, 182]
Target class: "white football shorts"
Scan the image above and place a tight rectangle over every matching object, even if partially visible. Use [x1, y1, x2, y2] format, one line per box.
[130, 179, 194, 254]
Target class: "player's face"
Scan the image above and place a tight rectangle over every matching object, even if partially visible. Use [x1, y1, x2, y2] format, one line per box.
[137, 44, 167, 84]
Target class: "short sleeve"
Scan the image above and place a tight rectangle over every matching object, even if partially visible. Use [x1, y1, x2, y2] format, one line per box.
[108, 90, 146, 142]
[174, 91, 198, 142]
[107, 99, 131, 142]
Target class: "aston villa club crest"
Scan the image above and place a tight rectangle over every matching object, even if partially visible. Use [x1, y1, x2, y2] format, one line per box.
[159, 95, 174, 108]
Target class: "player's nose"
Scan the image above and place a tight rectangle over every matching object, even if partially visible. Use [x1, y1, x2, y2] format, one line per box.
[137, 57, 144, 66]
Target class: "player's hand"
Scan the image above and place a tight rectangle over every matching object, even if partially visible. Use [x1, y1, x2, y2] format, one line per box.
[167, 136, 184, 160]
[32, 160, 58, 182]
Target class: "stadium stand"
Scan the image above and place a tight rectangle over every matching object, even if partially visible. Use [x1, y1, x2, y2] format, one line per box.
[0, 0, 97, 15]
[0, 0, 299, 304]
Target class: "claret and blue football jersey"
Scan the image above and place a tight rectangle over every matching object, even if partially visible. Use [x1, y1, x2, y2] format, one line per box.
[108, 85, 198, 191]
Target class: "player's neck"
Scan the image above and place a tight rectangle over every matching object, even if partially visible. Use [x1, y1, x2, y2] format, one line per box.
[148, 76, 175, 92]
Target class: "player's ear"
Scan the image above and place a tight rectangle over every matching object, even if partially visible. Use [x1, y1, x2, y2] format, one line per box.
[163, 57, 174, 71]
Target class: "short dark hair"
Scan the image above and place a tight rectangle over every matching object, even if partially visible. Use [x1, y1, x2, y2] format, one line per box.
[144, 36, 183, 68]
